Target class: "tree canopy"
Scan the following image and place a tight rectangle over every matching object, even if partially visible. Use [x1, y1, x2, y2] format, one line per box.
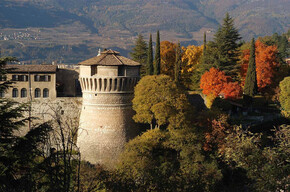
[132, 75, 191, 129]
[205, 13, 242, 77]
[130, 34, 148, 76]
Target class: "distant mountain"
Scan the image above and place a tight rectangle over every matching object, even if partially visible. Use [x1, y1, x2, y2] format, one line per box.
[0, 0, 289, 63]
[1, 0, 289, 38]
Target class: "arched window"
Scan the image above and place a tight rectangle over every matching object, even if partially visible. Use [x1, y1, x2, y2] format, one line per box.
[12, 88, 18, 98]
[35, 88, 41, 98]
[43, 88, 49, 98]
[21, 88, 27, 98]
[0, 90, 5, 98]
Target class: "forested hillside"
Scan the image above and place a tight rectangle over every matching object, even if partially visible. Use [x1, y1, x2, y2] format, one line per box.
[0, 0, 289, 63]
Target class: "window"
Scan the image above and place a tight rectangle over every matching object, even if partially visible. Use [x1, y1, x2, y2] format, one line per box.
[0, 75, 7, 81]
[0, 90, 5, 98]
[12, 75, 28, 81]
[34, 75, 40, 81]
[12, 88, 18, 98]
[35, 88, 41, 98]
[43, 88, 49, 98]
[34, 75, 51, 82]
[19, 75, 28, 81]
[21, 88, 27, 98]
[12, 75, 19, 81]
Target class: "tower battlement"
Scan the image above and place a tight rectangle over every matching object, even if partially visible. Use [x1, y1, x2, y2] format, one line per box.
[79, 76, 139, 93]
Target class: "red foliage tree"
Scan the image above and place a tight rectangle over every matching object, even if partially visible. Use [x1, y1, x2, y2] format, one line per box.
[200, 67, 230, 96]
[241, 40, 279, 92]
[220, 82, 242, 99]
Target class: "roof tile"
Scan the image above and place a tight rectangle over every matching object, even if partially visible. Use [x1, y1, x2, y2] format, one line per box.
[79, 49, 140, 66]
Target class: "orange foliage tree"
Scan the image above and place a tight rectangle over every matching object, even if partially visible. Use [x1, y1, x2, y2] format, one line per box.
[200, 68, 230, 96]
[220, 82, 243, 99]
[160, 41, 177, 78]
[200, 67, 242, 99]
[241, 40, 279, 92]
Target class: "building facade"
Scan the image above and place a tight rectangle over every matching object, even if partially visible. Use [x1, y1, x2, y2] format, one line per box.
[0, 65, 57, 100]
[77, 50, 140, 167]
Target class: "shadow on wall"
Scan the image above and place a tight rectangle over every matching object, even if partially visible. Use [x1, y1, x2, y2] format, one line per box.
[56, 68, 82, 97]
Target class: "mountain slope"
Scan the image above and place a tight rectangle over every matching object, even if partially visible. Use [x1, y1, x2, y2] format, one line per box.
[0, 0, 289, 63]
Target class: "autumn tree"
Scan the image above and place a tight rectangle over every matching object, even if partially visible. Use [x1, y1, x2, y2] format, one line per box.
[181, 45, 203, 88]
[279, 77, 290, 117]
[147, 34, 154, 75]
[206, 13, 242, 77]
[160, 41, 176, 78]
[204, 114, 231, 153]
[200, 68, 242, 103]
[241, 40, 279, 93]
[223, 125, 290, 192]
[132, 75, 191, 129]
[154, 31, 161, 75]
[200, 67, 230, 97]
[116, 125, 222, 191]
[244, 38, 258, 97]
[220, 82, 242, 99]
[130, 34, 148, 76]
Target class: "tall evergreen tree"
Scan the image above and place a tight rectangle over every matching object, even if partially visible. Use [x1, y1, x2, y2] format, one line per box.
[175, 42, 182, 82]
[203, 31, 207, 57]
[206, 13, 241, 77]
[147, 34, 153, 75]
[130, 34, 148, 76]
[244, 38, 258, 97]
[154, 31, 161, 75]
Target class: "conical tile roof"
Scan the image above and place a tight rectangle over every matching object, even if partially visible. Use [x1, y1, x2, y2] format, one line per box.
[79, 49, 140, 66]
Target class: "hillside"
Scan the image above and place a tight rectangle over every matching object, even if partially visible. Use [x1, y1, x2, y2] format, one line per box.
[0, 0, 289, 63]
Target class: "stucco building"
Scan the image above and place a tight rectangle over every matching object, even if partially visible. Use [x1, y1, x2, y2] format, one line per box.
[0, 65, 57, 100]
[77, 49, 140, 167]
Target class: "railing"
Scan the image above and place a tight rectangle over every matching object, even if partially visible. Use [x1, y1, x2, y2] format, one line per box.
[79, 76, 139, 93]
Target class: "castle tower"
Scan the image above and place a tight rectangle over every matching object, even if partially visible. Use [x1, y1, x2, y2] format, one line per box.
[77, 50, 140, 166]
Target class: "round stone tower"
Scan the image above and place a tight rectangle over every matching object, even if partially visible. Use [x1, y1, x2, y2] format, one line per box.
[77, 50, 140, 167]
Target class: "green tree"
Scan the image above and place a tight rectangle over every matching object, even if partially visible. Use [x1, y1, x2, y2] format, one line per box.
[115, 127, 222, 191]
[147, 34, 154, 75]
[279, 76, 290, 117]
[223, 125, 290, 192]
[132, 75, 191, 129]
[206, 13, 242, 77]
[154, 31, 161, 75]
[203, 31, 207, 59]
[130, 34, 148, 76]
[244, 38, 258, 97]
[0, 57, 54, 191]
[174, 42, 182, 82]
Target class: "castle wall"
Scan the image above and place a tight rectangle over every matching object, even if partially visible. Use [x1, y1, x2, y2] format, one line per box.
[78, 92, 137, 166]
[77, 75, 140, 167]
[97, 66, 118, 76]
[80, 66, 93, 76]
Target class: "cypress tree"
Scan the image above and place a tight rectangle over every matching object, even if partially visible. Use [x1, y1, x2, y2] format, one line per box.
[244, 38, 258, 97]
[175, 42, 182, 82]
[203, 31, 207, 57]
[130, 34, 148, 76]
[154, 30, 161, 75]
[147, 34, 153, 75]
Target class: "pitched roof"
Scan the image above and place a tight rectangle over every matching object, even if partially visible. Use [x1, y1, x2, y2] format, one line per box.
[79, 49, 141, 66]
[4, 64, 57, 73]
